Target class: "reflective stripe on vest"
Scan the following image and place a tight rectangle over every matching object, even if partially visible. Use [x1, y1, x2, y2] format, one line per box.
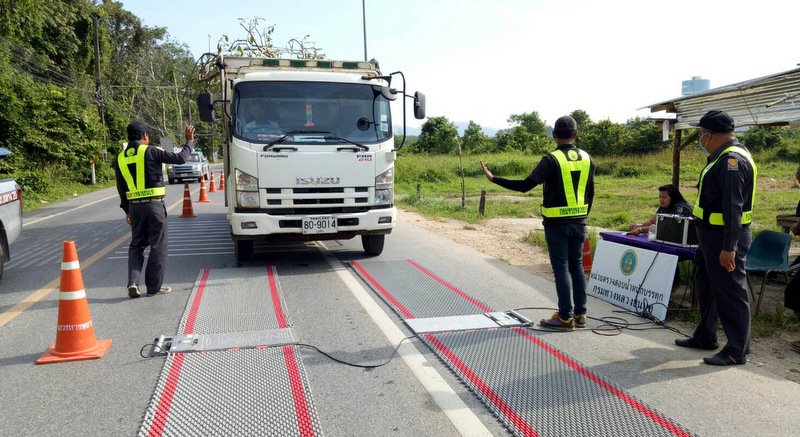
[692, 145, 757, 226]
[117, 145, 166, 200]
[541, 149, 591, 218]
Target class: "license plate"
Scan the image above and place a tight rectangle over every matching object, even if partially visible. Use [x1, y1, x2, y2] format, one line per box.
[302, 215, 337, 234]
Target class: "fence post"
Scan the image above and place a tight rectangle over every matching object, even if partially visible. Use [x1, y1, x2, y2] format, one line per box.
[479, 190, 486, 217]
[416, 183, 423, 202]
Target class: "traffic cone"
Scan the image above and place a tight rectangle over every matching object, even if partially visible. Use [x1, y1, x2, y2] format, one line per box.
[582, 238, 593, 274]
[37, 241, 112, 364]
[218, 171, 225, 190]
[209, 172, 217, 193]
[197, 178, 210, 203]
[179, 182, 196, 218]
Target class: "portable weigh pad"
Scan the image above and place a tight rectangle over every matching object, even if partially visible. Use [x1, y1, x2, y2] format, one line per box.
[351, 259, 695, 437]
[139, 267, 323, 437]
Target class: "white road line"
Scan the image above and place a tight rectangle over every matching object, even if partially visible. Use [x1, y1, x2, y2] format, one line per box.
[23, 194, 119, 227]
[316, 242, 492, 437]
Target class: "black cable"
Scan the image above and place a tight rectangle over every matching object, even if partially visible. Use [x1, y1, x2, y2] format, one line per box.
[140, 342, 168, 359]
[296, 336, 415, 369]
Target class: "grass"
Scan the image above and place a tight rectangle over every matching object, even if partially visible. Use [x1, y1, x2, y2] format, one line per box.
[397, 147, 800, 336]
[21, 169, 114, 213]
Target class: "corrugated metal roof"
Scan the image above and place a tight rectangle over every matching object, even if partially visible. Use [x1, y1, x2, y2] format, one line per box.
[645, 67, 800, 130]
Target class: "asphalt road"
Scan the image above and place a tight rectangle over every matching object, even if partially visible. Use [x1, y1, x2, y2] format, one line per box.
[0, 176, 798, 437]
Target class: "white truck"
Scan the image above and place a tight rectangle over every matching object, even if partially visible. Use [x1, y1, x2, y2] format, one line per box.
[0, 148, 23, 280]
[197, 57, 425, 261]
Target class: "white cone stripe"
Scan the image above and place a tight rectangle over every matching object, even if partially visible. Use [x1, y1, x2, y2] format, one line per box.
[60, 289, 86, 300]
[61, 260, 80, 270]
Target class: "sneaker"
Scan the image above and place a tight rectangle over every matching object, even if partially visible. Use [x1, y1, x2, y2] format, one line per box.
[539, 312, 574, 330]
[147, 286, 173, 296]
[574, 314, 587, 329]
[128, 284, 141, 298]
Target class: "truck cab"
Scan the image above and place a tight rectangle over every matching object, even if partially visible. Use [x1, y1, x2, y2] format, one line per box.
[198, 57, 424, 261]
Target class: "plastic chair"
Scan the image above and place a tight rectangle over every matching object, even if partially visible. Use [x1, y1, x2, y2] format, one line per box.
[745, 230, 800, 316]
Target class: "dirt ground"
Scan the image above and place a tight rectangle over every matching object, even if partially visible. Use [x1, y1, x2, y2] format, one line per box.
[400, 208, 800, 384]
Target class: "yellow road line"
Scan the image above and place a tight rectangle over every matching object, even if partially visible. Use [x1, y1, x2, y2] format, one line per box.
[0, 195, 187, 328]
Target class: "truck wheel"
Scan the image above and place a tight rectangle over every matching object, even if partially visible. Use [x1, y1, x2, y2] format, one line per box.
[235, 240, 254, 262]
[361, 235, 385, 256]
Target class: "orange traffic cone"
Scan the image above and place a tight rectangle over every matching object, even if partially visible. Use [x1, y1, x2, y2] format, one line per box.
[582, 238, 593, 274]
[179, 182, 196, 218]
[208, 171, 217, 193]
[218, 171, 225, 190]
[37, 241, 112, 364]
[197, 178, 210, 203]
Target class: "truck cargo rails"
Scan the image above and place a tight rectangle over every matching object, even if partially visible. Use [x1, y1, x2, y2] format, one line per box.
[197, 57, 425, 261]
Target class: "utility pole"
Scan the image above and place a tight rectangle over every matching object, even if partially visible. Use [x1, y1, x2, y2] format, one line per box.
[362, 0, 368, 61]
[92, 13, 107, 166]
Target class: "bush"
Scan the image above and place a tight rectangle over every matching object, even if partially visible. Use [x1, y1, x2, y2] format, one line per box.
[615, 164, 641, 178]
[15, 170, 51, 195]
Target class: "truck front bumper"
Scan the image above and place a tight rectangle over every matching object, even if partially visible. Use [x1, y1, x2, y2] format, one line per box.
[229, 207, 397, 240]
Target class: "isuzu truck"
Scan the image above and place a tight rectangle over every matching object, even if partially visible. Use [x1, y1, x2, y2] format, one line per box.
[198, 57, 425, 261]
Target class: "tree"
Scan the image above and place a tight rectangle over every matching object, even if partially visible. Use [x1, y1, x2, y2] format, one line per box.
[569, 109, 593, 130]
[508, 111, 547, 137]
[414, 116, 458, 154]
[577, 119, 631, 155]
[461, 120, 493, 153]
[624, 117, 669, 154]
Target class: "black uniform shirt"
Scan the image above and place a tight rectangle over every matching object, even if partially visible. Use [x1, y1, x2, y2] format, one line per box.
[697, 139, 754, 251]
[114, 140, 194, 214]
[491, 144, 595, 225]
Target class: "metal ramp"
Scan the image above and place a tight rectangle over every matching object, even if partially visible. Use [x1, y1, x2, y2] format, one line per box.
[139, 267, 323, 437]
[351, 259, 695, 437]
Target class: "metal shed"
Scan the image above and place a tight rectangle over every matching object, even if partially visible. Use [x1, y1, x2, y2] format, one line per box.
[645, 66, 800, 186]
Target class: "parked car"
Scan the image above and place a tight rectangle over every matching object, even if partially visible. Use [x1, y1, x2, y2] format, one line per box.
[167, 151, 209, 184]
[0, 147, 22, 280]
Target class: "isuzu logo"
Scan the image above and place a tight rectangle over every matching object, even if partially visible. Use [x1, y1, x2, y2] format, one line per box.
[296, 176, 341, 185]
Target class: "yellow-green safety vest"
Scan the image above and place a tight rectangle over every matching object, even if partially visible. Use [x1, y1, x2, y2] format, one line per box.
[692, 145, 757, 226]
[117, 145, 166, 200]
[541, 149, 591, 218]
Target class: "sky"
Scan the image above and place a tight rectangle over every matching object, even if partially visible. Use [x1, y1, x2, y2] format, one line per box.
[119, 0, 800, 131]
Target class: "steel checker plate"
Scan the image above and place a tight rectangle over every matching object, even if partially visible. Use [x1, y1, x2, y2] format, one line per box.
[351, 260, 492, 318]
[139, 346, 322, 437]
[421, 329, 695, 437]
[178, 267, 289, 334]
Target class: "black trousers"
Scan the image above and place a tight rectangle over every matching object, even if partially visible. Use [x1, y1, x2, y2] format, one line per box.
[692, 226, 751, 358]
[128, 201, 168, 294]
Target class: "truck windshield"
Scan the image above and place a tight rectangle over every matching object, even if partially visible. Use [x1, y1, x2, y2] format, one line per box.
[232, 81, 392, 144]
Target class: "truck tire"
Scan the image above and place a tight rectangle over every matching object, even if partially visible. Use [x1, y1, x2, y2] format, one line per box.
[235, 239, 254, 262]
[361, 235, 385, 256]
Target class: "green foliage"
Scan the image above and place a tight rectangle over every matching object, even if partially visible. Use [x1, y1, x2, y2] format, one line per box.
[616, 164, 642, 178]
[413, 116, 459, 154]
[523, 230, 548, 252]
[461, 120, 494, 153]
[508, 112, 547, 137]
[578, 119, 632, 155]
[740, 125, 784, 151]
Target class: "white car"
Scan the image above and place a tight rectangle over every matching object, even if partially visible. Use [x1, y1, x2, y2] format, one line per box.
[0, 147, 22, 280]
[167, 151, 209, 184]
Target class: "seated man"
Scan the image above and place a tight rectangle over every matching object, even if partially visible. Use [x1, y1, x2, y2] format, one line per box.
[244, 102, 282, 140]
[628, 184, 692, 236]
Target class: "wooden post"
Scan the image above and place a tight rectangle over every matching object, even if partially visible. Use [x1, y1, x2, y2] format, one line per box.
[479, 190, 486, 217]
[672, 128, 682, 188]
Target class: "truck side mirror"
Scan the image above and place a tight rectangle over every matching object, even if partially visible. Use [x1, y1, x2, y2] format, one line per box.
[413, 91, 426, 120]
[197, 93, 215, 123]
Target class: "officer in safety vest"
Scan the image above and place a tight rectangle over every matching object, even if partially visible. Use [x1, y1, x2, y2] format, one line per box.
[675, 110, 755, 366]
[114, 121, 195, 298]
[481, 115, 595, 330]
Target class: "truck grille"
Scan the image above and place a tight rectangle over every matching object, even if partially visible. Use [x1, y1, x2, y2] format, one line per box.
[263, 186, 372, 212]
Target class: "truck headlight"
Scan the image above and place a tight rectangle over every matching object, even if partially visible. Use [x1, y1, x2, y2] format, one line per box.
[375, 168, 393, 190]
[375, 168, 394, 205]
[235, 168, 259, 191]
[237, 191, 260, 208]
[235, 168, 259, 208]
[375, 189, 393, 205]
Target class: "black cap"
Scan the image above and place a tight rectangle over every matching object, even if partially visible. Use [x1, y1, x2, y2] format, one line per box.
[127, 120, 149, 141]
[689, 110, 734, 133]
[553, 115, 578, 134]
